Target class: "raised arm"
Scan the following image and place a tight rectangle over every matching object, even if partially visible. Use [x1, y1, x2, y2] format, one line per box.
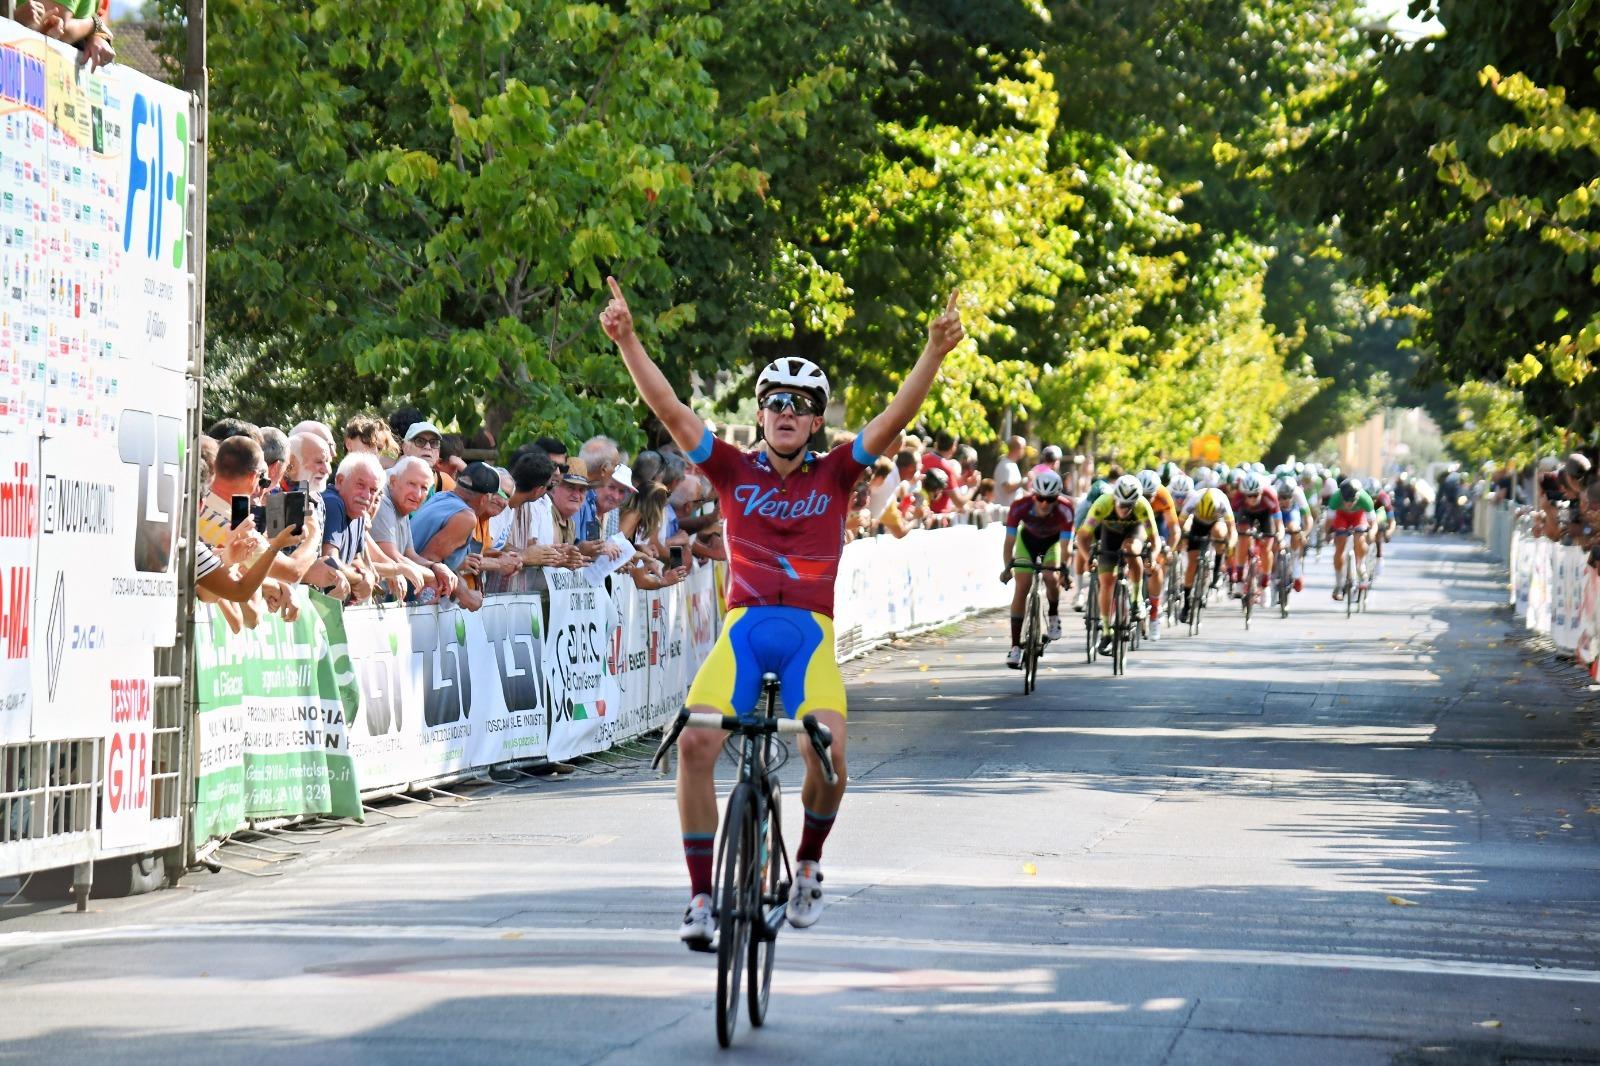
[860, 291, 966, 459]
[600, 276, 705, 453]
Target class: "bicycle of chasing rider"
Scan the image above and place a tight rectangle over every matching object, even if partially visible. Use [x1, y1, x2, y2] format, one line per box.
[653, 675, 839, 1048]
[1332, 527, 1368, 616]
[1105, 545, 1142, 675]
[1018, 563, 1066, 694]
[1239, 527, 1273, 630]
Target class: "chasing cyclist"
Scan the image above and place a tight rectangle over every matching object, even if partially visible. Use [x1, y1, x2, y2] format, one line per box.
[1001, 470, 1074, 667]
[1327, 477, 1375, 600]
[1177, 483, 1235, 623]
[1137, 469, 1180, 640]
[601, 277, 966, 949]
[1228, 472, 1283, 603]
[1075, 475, 1159, 657]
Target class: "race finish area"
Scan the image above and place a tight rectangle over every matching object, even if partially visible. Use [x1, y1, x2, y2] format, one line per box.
[2, 534, 1596, 1065]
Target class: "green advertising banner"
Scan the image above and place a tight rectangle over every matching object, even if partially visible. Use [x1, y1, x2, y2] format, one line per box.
[193, 591, 363, 845]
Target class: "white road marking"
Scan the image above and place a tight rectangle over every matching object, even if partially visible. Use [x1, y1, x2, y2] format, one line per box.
[1, 922, 1596, 985]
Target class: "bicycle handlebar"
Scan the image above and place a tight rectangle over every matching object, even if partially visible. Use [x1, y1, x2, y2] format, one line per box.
[651, 709, 839, 785]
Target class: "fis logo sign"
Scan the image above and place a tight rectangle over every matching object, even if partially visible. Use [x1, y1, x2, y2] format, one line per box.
[123, 92, 188, 269]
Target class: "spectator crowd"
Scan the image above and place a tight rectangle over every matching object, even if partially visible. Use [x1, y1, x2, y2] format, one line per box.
[190, 406, 1083, 634]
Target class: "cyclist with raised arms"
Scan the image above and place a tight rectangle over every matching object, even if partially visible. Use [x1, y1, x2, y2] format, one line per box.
[1327, 477, 1375, 600]
[1000, 470, 1074, 668]
[1177, 484, 1235, 623]
[1075, 475, 1159, 657]
[601, 278, 965, 949]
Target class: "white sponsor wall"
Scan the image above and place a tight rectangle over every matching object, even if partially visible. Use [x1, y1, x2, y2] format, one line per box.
[0, 25, 194, 868]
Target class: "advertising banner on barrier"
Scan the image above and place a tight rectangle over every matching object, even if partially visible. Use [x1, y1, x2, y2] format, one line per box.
[1578, 568, 1600, 678]
[543, 568, 620, 761]
[192, 594, 362, 845]
[0, 30, 192, 753]
[342, 596, 548, 794]
[609, 581, 652, 744]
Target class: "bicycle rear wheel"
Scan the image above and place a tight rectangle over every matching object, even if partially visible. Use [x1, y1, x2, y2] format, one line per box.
[747, 779, 780, 1027]
[716, 785, 756, 1048]
[1344, 566, 1354, 618]
[1277, 551, 1292, 619]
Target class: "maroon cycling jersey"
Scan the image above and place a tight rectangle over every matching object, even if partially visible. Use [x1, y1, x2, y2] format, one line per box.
[1229, 487, 1281, 517]
[1006, 495, 1075, 543]
[689, 427, 872, 618]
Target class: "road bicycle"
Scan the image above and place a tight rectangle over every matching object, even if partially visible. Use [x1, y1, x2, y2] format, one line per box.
[1084, 561, 1102, 665]
[1163, 545, 1184, 629]
[1185, 537, 1219, 636]
[1272, 535, 1295, 619]
[1101, 546, 1142, 675]
[1238, 527, 1274, 630]
[1331, 527, 1368, 617]
[653, 677, 838, 1048]
[1015, 563, 1065, 695]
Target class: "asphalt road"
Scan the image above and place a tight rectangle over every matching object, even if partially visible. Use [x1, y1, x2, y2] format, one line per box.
[2, 533, 1598, 1065]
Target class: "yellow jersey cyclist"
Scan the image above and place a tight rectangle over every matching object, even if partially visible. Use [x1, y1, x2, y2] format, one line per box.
[602, 277, 966, 948]
[1176, 485, 1236, 623]
[1075, 475, 1160, 657]
[1136, 469, 1181, 640]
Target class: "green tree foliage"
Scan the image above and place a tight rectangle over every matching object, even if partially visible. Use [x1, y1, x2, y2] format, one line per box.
[178, 0, 1398, 458]
[1280, 0, 1600, 448]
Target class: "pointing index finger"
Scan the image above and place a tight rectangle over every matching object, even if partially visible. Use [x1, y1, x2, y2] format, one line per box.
[607, 275, 625, 302]
[945, 290, 960, 314]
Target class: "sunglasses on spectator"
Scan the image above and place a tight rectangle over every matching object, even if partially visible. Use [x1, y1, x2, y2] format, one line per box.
[256, 469, 272, 489]
[761, 391, 818, 416]
[411, 436, 441, 449]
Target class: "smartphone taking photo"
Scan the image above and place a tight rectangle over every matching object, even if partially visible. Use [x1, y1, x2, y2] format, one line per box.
[669, 545, 685, 570]
[230, 495, 251, 529]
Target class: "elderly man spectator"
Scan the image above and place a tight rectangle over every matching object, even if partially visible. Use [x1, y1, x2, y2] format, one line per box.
[369, 456, 456, 601]
[399, 420, 454, 494]
[288, 420, 337, 452]
[259, 428, 290, 491]
[575, 436, 625, 540]
[410, 462, 504, 611]
[547, 458, 598, 551]
[320, 453, 387, 603]
[465, 471, 523, 586]
[992, 436, 1026, 509]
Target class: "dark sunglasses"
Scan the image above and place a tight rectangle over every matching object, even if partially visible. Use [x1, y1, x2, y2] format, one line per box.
[761, 391, 818, 416]
[256, 470, 272, 489]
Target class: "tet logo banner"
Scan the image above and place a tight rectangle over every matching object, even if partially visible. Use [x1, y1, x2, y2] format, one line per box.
[117, 410, 183, 573]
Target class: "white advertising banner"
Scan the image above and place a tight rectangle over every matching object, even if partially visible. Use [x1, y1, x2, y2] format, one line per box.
[1552, 545, 1583, 652]
[542, 568, 620, 762]
[344, 595, 549, 793]
[0, 28, 192, 756]
[609, 580, 652, 743]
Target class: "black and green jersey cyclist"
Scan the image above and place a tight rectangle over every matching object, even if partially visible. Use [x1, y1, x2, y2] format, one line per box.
[1075, 475, 1160, 656]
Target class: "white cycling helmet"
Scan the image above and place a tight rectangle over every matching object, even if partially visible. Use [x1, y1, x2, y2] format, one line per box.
[1241, 471, 1264, 495]
[1112, 474, 1142, 505]
[756, 357, 831, 406]
[1274, 476, 1295, 498]
[1170, 473, 1194, 497]
[1137, 469, 1161, 498]
[1033, 470, 1065, 499]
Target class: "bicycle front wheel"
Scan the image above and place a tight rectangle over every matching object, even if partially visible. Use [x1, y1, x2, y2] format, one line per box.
[1112, 578, 1130, 676]
[716, 785, 756, 1048]
[747, 781, 780, 1027]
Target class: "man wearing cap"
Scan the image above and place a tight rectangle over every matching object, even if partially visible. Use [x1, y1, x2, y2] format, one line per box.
[401, 420, 454, 494]
[410, 460, 504, 611]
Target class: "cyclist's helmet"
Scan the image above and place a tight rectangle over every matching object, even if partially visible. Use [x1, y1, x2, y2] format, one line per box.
[1241, 471, 1264, 496]
[1089, 476, 1109, 497]
[1216, 462, 1232, 481]
[1137, 469, 1161, 498]
[1159, 460, 1181, 485]
[1034, 470, 1064, 499]
[1338, 477, 1358, 500]
[1228, 468, 1247, 488]
[1194, 487, 1223, 522]
[1365, 477, 1381, 496]
[1274, 476, 1296, 499]
[1112, 474, 1142, 506]
[1170, 473, 1194, 498]
[756, 357, 830, 407]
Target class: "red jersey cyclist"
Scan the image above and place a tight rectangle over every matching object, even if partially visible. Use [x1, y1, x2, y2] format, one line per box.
[1228, 472, 1283, 601]
[602, 278, 966, 950]
[1000, 470, 1074, 667]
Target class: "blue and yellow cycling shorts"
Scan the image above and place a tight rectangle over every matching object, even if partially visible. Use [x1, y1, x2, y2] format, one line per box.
[686, 605, 848, 720]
